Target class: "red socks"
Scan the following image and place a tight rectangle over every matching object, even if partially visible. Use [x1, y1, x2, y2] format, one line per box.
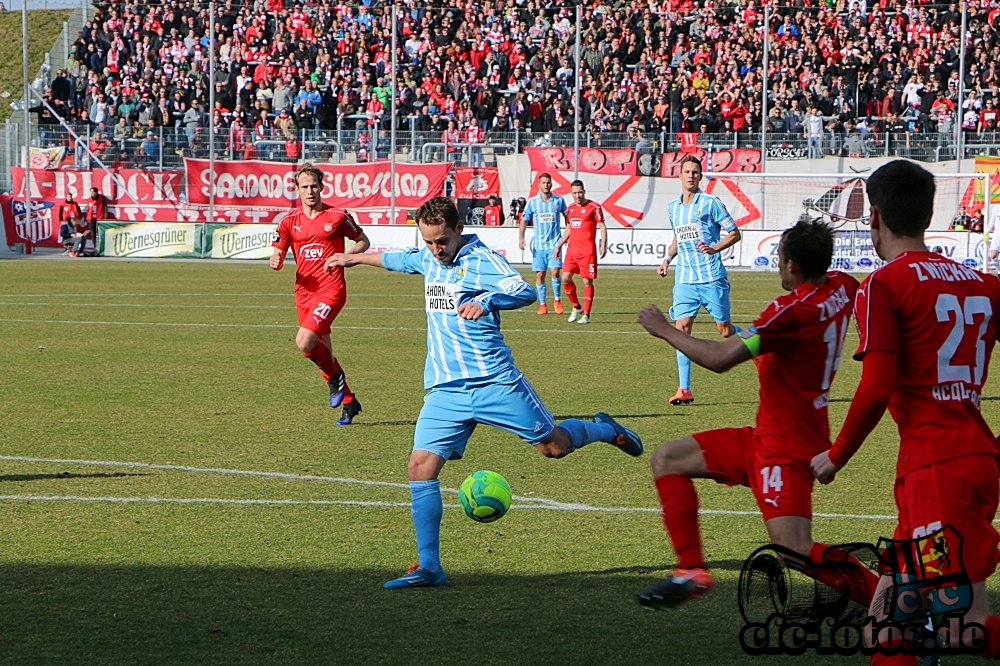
[808, 542, 880, 607]
[654, 473, 705, 570]
[564, 279, 580, 309]
[583, 284, 594, 315]
[304, 342, 354, 402]
[304, 339, 337, 381]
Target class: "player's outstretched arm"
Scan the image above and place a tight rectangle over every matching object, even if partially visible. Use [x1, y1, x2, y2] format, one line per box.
[811, 350, 897, 484]
[637, 304, 751, 373]
[326, 252, 384, 270]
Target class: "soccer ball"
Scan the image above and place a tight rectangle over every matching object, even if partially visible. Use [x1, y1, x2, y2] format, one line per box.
[458, 470, 512, 523]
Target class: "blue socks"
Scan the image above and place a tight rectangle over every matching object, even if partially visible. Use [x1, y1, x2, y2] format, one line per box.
[410, 480, 442, 572]
[732, 324, 743, 335]
[677, 350, 692, 390]
[552, 276, 561, 301]
[556, 419, 617, 452]
[537, 281, 547, 306]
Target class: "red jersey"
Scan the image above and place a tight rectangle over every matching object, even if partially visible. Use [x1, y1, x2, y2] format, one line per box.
[835, 251, 1000, 477]
[566, 200, 604, 257]
[272, 206, 364, 294]
[748, 271, 860, 458]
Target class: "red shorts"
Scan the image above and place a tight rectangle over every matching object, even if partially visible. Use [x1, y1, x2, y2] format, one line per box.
[893, 454, 1000, 584]
[563, 254, 597, 279]
[295, 288, 346, 338]
[693, 426, 815, 521]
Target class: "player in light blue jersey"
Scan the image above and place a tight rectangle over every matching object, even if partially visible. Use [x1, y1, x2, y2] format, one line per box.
[657, 155, 742, 405]
[519, 172, 568, 315]
[327, 197, 643, 589]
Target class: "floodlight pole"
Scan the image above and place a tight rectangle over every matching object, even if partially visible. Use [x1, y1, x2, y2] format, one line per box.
[574, 4, 580, 180]
[957, 1, 967, 173]
[390, 3, 397, 224]
[208, 0, 216, 240]
[761, 3, 769, 175]
[22, 0, 32, 241]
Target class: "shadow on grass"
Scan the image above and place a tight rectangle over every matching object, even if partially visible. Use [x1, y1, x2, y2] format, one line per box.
[0, 564, 885, 666]
[0, 472, 149, 483]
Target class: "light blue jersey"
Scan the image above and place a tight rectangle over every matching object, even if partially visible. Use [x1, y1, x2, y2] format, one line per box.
[522, 194, 568, 254]
[381, 234, 537, 389]
[666, 190, 737, 284]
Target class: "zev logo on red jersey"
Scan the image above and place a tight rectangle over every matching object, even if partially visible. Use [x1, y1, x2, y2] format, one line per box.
[299, 243, 325, 261]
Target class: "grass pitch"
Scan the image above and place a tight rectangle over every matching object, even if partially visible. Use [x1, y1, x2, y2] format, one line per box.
[0, 258, 996, 665]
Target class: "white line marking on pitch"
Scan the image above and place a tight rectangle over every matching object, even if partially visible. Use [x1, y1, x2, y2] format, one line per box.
[0, 318, 653, 335]
[0, 455, 911, 520]
[0, 293, 772, 304]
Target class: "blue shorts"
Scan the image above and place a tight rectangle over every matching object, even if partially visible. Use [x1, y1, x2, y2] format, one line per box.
[532, 247, 562, 272]
[414, 372, 557, 460]
[670, 278, 732, 323]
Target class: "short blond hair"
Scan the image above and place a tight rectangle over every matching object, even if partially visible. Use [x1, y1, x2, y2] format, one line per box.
[294, 163, 325, 186]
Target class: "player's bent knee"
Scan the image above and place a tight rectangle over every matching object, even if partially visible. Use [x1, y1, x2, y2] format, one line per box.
[650, 438, 705, 477]
[296, 329, 319, 353]
[535, 440, 570, 459]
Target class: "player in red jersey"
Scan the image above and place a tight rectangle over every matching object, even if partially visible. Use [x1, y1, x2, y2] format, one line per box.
[271, 163, 371, 425]
[553, 180, 607, 325]
[811, 160, 1000, 664]
[635, 218, 879, 611]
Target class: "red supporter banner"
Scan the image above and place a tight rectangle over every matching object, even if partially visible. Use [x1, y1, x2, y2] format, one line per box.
[12, 167, 184, 205]
[661, 148, 761, 176]
[184, 159, 450, 209]
[454, 167, 500, 200]
[526, 147, 638, 176]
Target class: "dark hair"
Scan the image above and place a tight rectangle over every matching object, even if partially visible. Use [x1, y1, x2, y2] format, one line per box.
[678, 154, 703, 174]
[780, 216, 834, 279]
[570, 179, 584, 189]
[415, 196, 460, 230]
[537, 172, 553, 182]
[866, 160, 935, 238]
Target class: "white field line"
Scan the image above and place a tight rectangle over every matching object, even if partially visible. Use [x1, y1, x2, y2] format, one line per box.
[0, 317, 859, 337]
[0, 318, 664, 335]
[0, 455, 912, 520]
[0, 293, 773, 304]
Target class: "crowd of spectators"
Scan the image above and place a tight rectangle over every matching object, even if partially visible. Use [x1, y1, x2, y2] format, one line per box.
[26, 0, 1000, 165]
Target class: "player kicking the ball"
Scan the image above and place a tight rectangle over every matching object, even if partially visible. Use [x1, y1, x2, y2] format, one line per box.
[811, 161, 1000, 664]
[327, 197, 643, 589]
[519, 172, 567, 315]
[554, 180, 607, 324]
[271, 163, 370, 425]
[636, 218, 879, 611]
[659, 155, 742, 405]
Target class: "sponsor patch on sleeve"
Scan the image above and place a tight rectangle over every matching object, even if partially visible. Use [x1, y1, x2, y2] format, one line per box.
[498, 275, 528, 294]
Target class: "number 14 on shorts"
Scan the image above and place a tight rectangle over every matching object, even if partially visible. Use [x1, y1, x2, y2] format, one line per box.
[760, 466, 783, 494]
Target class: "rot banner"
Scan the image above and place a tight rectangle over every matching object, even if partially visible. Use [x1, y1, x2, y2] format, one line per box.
[185, 159, 450, 209]
[526, 147, 638, 176]
[661, 148, 761, 176]
[454, 167, 500, 199]
[7, 168, 188, 247]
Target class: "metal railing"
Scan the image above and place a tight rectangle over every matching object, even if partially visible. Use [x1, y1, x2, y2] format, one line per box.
[11, 113, 1000, 190]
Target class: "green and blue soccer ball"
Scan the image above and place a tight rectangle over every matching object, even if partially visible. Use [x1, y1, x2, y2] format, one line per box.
[459, 470, 512, 523]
